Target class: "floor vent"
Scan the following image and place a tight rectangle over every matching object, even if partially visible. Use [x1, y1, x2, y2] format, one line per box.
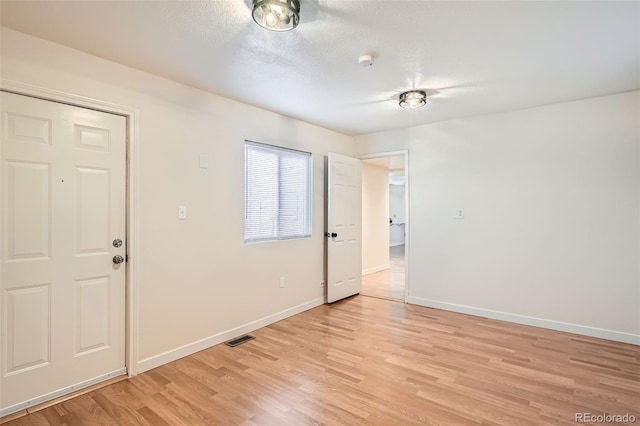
[225, 335, 255, 347]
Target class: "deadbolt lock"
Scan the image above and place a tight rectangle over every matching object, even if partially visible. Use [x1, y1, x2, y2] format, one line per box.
[113, 239, 123, 248]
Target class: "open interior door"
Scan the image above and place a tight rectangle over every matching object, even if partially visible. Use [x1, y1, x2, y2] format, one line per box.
[326, 153, 362, 303]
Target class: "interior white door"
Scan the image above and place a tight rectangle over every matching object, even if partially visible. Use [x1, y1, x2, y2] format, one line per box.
[0, 92, 127, 414]
[327, 153, 362, 303]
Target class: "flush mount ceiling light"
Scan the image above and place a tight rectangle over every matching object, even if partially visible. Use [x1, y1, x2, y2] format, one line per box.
[399, 90, 427, 109]
[252, 0, 300, 31]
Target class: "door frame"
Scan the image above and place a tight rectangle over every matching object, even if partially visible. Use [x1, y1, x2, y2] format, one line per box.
[0, 78, 140, 377]
[358, 150, 409, 302]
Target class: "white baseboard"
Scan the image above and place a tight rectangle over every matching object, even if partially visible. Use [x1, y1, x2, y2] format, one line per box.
[406, 296, 640, 346]
[136, 297, 325, 373]
[362, 264, 390, 275]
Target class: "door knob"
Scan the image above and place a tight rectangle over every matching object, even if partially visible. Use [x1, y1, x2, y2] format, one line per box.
[113, 255, 125, 264]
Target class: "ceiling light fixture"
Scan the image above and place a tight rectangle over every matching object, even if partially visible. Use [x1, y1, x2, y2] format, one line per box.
[399, 90, 427, 109]
[252, 0, 300, 32]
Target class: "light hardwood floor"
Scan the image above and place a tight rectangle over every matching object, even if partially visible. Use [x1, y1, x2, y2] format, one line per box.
[361, 245, 405, 300]
[3, 296, 639, 425]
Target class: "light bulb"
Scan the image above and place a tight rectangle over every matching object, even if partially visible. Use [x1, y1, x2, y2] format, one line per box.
[399, 90, 427, 108]
[252, 0, 300, 31]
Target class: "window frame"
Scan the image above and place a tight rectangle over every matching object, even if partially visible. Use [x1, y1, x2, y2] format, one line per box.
[243, 140, 313, 244]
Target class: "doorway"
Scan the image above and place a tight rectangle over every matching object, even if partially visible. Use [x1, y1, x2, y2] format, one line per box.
[360, 152, 408, 302]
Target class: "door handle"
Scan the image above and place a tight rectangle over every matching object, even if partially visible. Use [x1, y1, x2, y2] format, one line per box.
[113, 255, 125, 264]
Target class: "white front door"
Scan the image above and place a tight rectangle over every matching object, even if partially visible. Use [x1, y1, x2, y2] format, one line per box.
[327, 153, 362, 303]
[0, 92, 127, 415]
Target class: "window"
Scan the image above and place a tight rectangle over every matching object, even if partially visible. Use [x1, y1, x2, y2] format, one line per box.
[244, 141, 312, 243]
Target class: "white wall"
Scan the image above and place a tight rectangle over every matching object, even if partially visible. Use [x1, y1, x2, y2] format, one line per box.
[389, 223, 405, 247]
[0, 28, 354, 369]
[361, 162, 389, 274]
[389, 184, 406, 246]
[354, 91, 640, 344]
[389, 184, 406, 224]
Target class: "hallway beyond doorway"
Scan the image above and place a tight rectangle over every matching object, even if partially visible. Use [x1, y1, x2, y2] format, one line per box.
[361, 244, 405, 301]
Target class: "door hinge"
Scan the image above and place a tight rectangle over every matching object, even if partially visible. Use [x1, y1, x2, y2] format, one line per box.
[125, 254, 129, 262]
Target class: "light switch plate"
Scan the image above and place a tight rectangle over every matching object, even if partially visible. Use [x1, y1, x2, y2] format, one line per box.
[178, 205, 187, 219]
[453, 208, 464, 219]
[199, 154, 209, 169]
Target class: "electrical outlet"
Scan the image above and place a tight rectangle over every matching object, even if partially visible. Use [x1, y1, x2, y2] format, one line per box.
[279, 277, 285, 288]
[453, 208, 464, 219]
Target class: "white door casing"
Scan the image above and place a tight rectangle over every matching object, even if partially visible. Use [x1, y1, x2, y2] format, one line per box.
[327, 153, 362, 303]
[0, 92, 126, 413]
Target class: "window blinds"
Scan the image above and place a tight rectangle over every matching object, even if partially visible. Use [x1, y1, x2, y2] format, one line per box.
[244, 141, 312, 242]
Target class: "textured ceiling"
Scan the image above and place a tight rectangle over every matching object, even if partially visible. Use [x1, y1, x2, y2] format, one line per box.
[1, 1, 639, 135]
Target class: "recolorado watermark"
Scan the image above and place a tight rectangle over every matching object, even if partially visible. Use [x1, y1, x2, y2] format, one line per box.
[575, 413, 637, 423]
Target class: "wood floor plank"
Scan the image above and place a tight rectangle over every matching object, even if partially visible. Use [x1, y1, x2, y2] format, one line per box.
[361, 245, 405, 301]
[0, 411, 27, 425]
[136, 406, 171, 426]
[3, 295, 639, 425]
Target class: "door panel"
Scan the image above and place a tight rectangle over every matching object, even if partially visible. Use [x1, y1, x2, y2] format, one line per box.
[76, 167, 110, 254]
[6, 112, 52, 145]
[75, 276, 110, 355]
[0, 92, 126, 414]
[7, 161, 51, 260]
[327, 153, 362, 303]
[6, 284, 50, 373]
